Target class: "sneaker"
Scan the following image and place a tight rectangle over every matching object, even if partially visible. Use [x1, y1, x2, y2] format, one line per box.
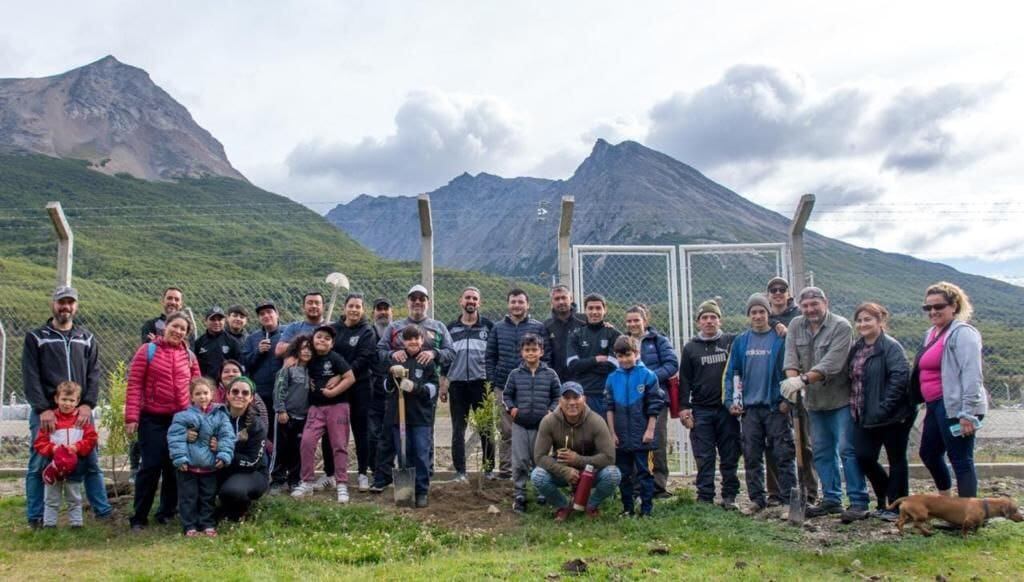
[314, 475, 336, 490]
[554, 506, 573, 522]
[805, 500, 843, 518]
[415, 493, 429, 508]
[28, 519, 42, 529]
[453, 473, 469, 484]
[155, 514, 172, 525]
[291, 481, 316, 498]
[537, 494, 547, 506]
[130, 523, 145, 533]
[585, 506, 600, 519]
[617, 510, 635, 518]
[496, 471, 512, 480]
[742, 502, 766, 516]
[184, 529, 200, 537]
[840, 506, 870, 523]
[70, 523, 83, 529]
[512, 495, 527, 513]
[357, 474, 370, 492]
[368, 483, 386, 494]
[766, 497, 783, 508]
[268, 483, 288, 496]
[720, 497, 738, 511]
[204, 528, 218, 537]
[337, 484, 350, 504]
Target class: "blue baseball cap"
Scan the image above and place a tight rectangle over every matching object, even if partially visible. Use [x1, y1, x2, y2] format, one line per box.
[560, 382, 584, 397]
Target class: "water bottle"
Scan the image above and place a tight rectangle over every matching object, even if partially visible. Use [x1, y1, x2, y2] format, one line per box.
[572, 464, 597, 511]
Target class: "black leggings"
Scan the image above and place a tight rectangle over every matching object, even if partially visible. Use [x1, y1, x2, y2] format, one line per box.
[852, 413, 916, 509]
[218, 470, 268, 520]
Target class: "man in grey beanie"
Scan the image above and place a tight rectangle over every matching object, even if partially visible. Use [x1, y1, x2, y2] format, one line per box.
[724, 293, 797, 513]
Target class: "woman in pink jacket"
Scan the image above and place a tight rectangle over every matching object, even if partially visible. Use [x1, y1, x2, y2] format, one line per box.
[125, 312, 200, 530]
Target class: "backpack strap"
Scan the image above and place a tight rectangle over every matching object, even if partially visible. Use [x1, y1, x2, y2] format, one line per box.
[146, 342, 157, 363]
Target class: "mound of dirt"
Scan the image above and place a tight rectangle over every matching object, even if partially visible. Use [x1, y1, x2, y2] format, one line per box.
[380, 479, 522, 532]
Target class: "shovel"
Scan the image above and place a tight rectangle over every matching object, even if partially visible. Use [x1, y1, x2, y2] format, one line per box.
[788, 391, 808, 525]
[394, 388, 416, 507]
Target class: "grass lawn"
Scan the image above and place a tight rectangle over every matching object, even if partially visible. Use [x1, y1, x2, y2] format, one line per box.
[1, 487, 1022, 581]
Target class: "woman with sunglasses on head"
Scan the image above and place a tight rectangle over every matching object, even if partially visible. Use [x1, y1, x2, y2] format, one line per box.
[912, 281, 987, 498]
[217, 376, 269, 520]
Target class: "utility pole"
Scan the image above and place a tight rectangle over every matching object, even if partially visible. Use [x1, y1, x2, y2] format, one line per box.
[418, 194, 434, 318]
[789, 194, 815, 291]
[557, 196, 575, 289]
[47, 201, 74, 287]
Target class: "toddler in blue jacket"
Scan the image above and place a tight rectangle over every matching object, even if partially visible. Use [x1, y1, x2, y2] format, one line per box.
[605, 336, 665, 517]
[167, 377, 236, 536]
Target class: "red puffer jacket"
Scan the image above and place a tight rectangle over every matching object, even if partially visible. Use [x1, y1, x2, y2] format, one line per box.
[126, 337, 200, 423]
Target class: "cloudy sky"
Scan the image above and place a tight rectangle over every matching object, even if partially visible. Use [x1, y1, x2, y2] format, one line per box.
[3, 1, 1022, 282]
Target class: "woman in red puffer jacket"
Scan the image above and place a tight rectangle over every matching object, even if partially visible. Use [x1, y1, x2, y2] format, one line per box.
[125, 311, 200, 530]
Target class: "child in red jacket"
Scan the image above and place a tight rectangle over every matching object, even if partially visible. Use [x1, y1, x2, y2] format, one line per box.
[32, 381, 98, 528]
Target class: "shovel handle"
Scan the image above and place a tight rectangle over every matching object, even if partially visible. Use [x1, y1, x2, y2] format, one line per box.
[398, 389, 407, 467]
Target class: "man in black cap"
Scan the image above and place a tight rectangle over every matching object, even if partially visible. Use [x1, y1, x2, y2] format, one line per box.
[766, 277, 801, 332]
[192, 306, 242, 380]
[242, 300, 283, 415]
[367, 297, 394, 492]
[227, 304, 250, 344]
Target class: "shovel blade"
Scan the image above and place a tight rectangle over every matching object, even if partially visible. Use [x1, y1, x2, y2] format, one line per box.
[394, 468, 416, 507]
[788, 487, 806, 525]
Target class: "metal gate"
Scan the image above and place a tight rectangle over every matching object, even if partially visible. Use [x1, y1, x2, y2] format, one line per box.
[572, 242, 791, 476]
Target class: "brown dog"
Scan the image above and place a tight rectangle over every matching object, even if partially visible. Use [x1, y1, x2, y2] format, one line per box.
[889, 494, 1023, 537]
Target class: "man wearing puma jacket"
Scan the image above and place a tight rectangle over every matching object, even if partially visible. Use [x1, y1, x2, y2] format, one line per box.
[679, 300, 739, 508]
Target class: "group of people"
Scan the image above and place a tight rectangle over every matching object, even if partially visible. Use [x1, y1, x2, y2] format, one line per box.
[21, 275, 987, 531]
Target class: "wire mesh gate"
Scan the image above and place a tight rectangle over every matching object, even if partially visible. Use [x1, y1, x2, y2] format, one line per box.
[572, 243, 791, 476]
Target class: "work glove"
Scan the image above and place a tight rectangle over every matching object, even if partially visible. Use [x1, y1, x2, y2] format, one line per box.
[390, 365, 408, 379]
[399, 378, 415, 393]
[780, 377, 805, 403]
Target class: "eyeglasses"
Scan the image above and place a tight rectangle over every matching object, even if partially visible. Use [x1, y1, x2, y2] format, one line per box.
[229, 388, 251, 396]
[767, 287, 788, 294]
[921, 303, 949, 312]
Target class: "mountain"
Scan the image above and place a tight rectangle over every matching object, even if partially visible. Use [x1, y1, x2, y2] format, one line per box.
[327, 139, 1024, 320]
[0, 56, 245, 181]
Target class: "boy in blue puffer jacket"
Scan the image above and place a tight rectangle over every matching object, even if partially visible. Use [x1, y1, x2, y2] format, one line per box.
[167, 377, 236, 536]
[605, 336, 664, 517]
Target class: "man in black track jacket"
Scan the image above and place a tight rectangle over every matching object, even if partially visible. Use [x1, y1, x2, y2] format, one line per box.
[679, 299, 740, 509]
[566, 294, 621, 418]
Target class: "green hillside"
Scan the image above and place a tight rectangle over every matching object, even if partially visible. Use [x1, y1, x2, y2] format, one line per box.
[0, 154, 545, 403]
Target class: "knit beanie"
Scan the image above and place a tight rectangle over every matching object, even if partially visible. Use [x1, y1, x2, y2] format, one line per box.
[746, 293, 771, 315]
[696, 299, 722, 320]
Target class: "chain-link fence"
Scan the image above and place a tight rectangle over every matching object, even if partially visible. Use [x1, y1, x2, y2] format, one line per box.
[0, 271, 551, 467]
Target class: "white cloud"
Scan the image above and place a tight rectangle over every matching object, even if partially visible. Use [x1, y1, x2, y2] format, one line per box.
[286, 89, 527, 196]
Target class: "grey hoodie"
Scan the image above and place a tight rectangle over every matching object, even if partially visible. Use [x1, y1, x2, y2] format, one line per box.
[927, 320, 988, 420]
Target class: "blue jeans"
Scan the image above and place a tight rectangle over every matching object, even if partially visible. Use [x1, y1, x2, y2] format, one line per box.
[919, 399, 979, 497]
[808, 405, 868, 508]
[530, 465, 621, 510]
[616, 450, 654, 514]
[392, 425, 433, 494]
[27, 409, 112, 523]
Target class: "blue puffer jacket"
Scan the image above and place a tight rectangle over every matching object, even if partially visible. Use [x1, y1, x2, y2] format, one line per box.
[639, 327, 679, 385]
[486, 315, 549, 391]
[604, 362, 664, 451]
[167, 403, 236, 469]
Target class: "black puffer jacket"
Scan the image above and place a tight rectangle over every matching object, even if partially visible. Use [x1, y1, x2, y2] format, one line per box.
[486, 315, 548, 391]
[847, 333, 913, 428]
[502, 363, 560, 429]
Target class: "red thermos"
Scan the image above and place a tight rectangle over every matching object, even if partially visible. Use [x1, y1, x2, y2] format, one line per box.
[572, 464, 597, 511]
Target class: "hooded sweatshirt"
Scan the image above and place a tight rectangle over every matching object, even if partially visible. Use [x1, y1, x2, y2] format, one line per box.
[533, 405, 615, 483]
[679, 331, 735, 409]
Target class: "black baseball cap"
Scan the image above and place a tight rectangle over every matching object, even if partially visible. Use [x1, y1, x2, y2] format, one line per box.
[206, 306, 226, 319]
[314, 324, 337, 338]
[227, 304, 248, 317]
[255, 300, 277, 313]
[373, 297, 392, 308]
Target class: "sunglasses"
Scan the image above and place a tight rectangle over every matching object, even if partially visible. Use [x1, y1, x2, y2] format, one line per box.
[921, 303, 950, 312]
[767, 287, 788, 294]
[229, 388, 251, 396]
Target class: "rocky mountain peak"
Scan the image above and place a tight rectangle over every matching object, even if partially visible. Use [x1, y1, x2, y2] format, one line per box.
[0, 57, 245, 182]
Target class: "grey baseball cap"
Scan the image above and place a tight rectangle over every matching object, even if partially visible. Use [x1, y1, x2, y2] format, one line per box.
[52, 286, 78, 302]
[797, 286, 827, 301]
